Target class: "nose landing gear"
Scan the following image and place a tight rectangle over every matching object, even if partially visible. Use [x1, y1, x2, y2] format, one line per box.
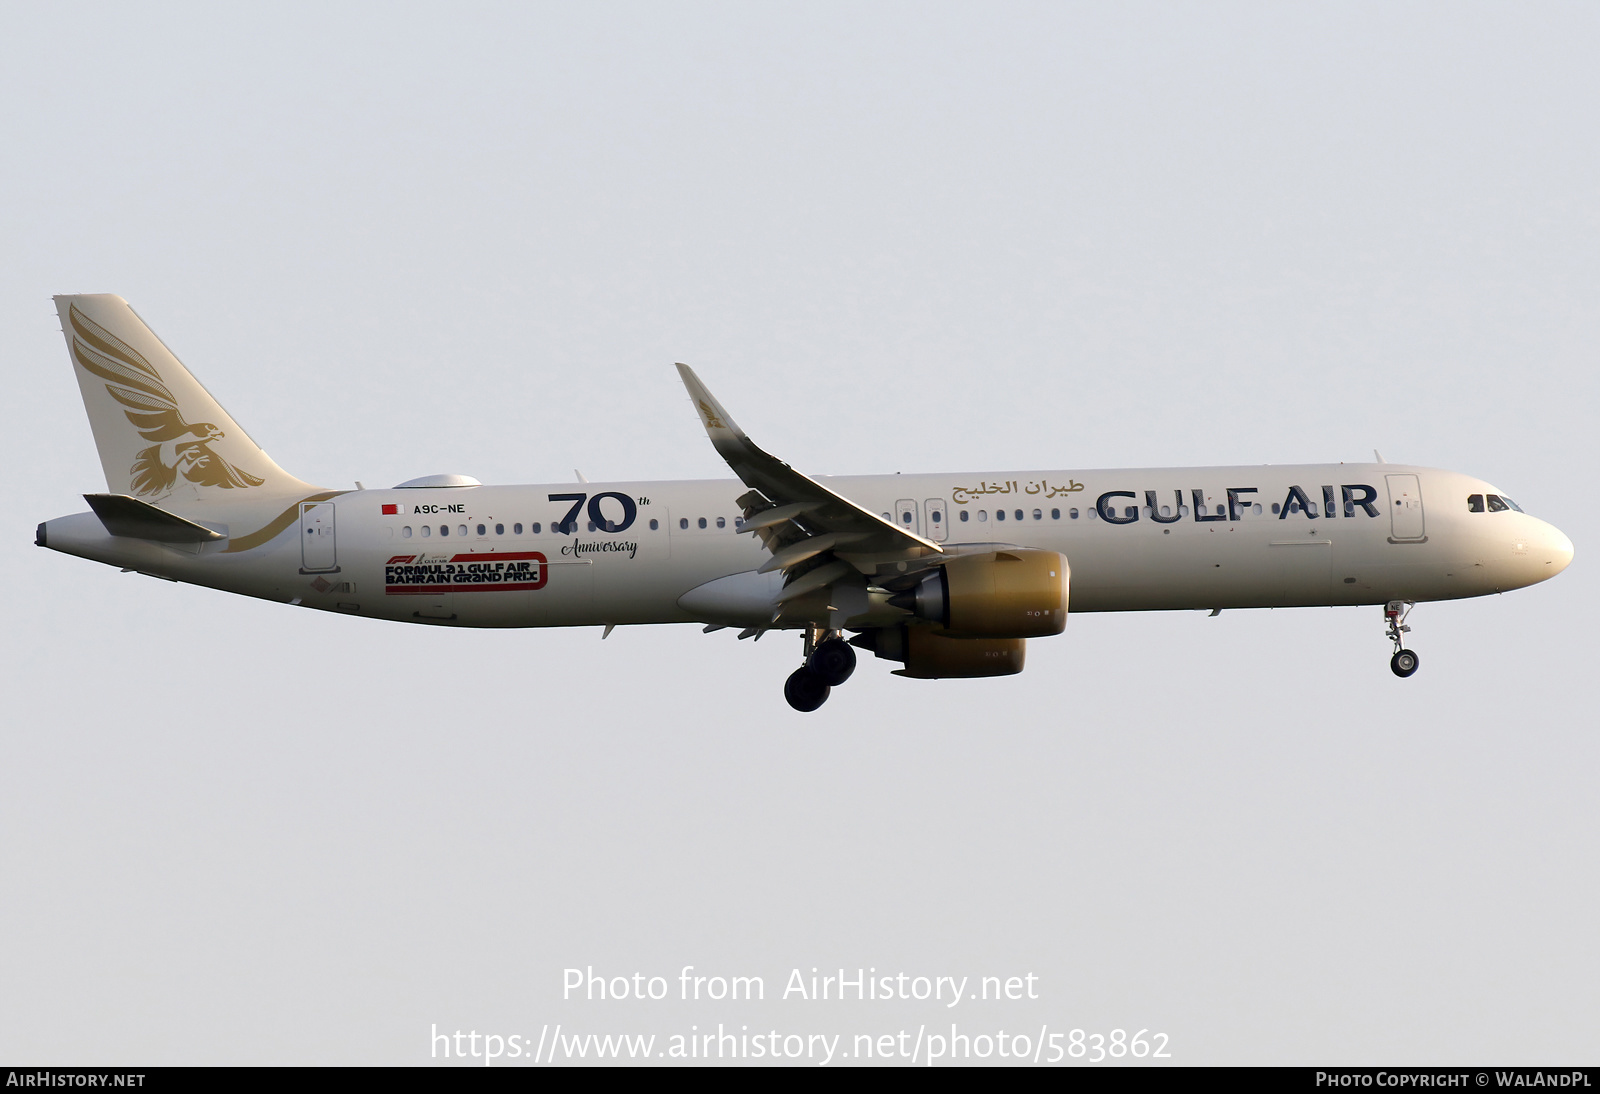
[1384, 601, 1419, 678]
[784, 627, 859, 711]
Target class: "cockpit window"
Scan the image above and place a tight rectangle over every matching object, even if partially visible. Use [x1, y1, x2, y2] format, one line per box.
[1467, 494, 1484, 513]
[1501, 496, 1523, 513]
[1486, 494, 1509, 513]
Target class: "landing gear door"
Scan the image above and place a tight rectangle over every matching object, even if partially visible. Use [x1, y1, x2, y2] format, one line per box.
[1385, 475, 1426, 541]
[894, 499, 920, 538]
[924, 498, 947, 542]
[300, 502, 338, 573]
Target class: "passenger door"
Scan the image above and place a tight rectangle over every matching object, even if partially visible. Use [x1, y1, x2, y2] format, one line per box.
[1385, 475, 1426, 541]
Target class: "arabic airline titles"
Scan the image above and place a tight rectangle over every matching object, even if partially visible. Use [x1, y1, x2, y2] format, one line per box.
[37, 295, 1574, 710]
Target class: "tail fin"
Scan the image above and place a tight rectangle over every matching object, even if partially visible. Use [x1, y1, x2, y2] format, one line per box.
[55, 294, 316, 508]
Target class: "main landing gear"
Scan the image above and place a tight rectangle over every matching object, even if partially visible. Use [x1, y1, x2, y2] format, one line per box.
[1384, 600, 1420, 678]
[784, 627, 858, 712]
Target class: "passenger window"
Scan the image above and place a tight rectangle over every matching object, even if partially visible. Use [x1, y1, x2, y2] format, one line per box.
[1486, 494, 1509, 513]
[1033, 509, 1042, 520]
[587, 521, 596, 532]
[477, 524, 487, 536]
[1126, 506, 1138, 519]
[1271, 502, 1281, 514]
[959, 510, 970, 522]
[698, 517, 707, 529]
[649, 518, 659, 530]
[1215, 505, 1224, 517]
[1160, 505, 1171, 517]
[514, 523, 523, 534]
[1252, 504, 1262, 515]
[931, 511, 942, 524]
[996, 509, 1006, 521]
[978, 510, 988, 522]
[495, 523, 504, 535]
[421, 525, 431, 537]
[458, 525, 468, 537]
[1069, 508, 1078, 519]
[901, 510, 912, 524]
[679, 517, 688, 530]
[1051, 508, 1060, 519]
[1087, 507, 1097, 520]
[1179, 506, 1189, 516]
[1468, 494, 1485, 512]
[882, 512, 892, 521]
[717, 516, 726, 529]
[440, 525, 450, 536]
[1014, 509, 1023, 521]
[531, 522, 541, 533]
[402, 526, 412, 538]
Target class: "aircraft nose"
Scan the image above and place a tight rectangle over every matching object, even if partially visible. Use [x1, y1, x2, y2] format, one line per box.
[1541, 521, 1574, 577]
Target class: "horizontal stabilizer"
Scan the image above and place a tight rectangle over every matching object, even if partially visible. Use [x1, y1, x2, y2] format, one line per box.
[84, 493, 225, 542]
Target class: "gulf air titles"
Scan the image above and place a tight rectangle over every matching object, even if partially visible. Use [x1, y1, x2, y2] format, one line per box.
[38, 295, 1574, 710]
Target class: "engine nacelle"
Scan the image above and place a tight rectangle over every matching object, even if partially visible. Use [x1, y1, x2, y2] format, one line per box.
[889, 549, 1069, 638]
[850, 626, 1026, 679]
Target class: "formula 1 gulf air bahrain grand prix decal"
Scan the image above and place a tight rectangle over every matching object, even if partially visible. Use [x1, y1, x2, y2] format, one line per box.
[384, 553, 549, 594]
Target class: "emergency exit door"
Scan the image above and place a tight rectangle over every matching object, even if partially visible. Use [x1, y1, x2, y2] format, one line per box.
[300, 501, 339, 572]
[1385, 475, 1426, 541]
[924, 498, 948, 542]
[894, 499, 920, 537]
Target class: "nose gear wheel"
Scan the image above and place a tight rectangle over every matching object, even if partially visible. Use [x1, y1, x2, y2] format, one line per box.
[1383, 601, 1419, 679]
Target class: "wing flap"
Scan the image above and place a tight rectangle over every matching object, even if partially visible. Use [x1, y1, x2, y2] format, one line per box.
[756, 531, 870, 574]
[774, 559, 855, 603]
[738, 501, 821, 533]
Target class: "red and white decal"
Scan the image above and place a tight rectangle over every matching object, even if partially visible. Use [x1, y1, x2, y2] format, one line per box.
[383, 551, 548, 594]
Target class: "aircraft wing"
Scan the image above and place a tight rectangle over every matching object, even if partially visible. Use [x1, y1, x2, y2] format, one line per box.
[675, 364, 943, 591]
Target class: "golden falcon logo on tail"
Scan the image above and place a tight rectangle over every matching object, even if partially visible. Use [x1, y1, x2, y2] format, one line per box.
[68, 304, 264, 496]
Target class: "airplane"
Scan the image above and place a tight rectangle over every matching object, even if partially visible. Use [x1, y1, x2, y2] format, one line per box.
[36, 294, 1575, 711]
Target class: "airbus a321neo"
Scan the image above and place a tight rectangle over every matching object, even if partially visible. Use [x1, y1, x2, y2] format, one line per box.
[37, 295, 1574, 710]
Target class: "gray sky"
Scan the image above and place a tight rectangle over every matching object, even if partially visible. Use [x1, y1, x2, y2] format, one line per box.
[2, 1, 1595, 1065]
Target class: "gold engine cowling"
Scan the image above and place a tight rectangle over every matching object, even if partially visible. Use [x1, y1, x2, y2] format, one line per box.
[849, 626, 1026, 679]
[889, 549, 1069, 638]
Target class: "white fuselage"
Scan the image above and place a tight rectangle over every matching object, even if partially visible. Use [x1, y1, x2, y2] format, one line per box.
[41, 462, 1574, 630]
